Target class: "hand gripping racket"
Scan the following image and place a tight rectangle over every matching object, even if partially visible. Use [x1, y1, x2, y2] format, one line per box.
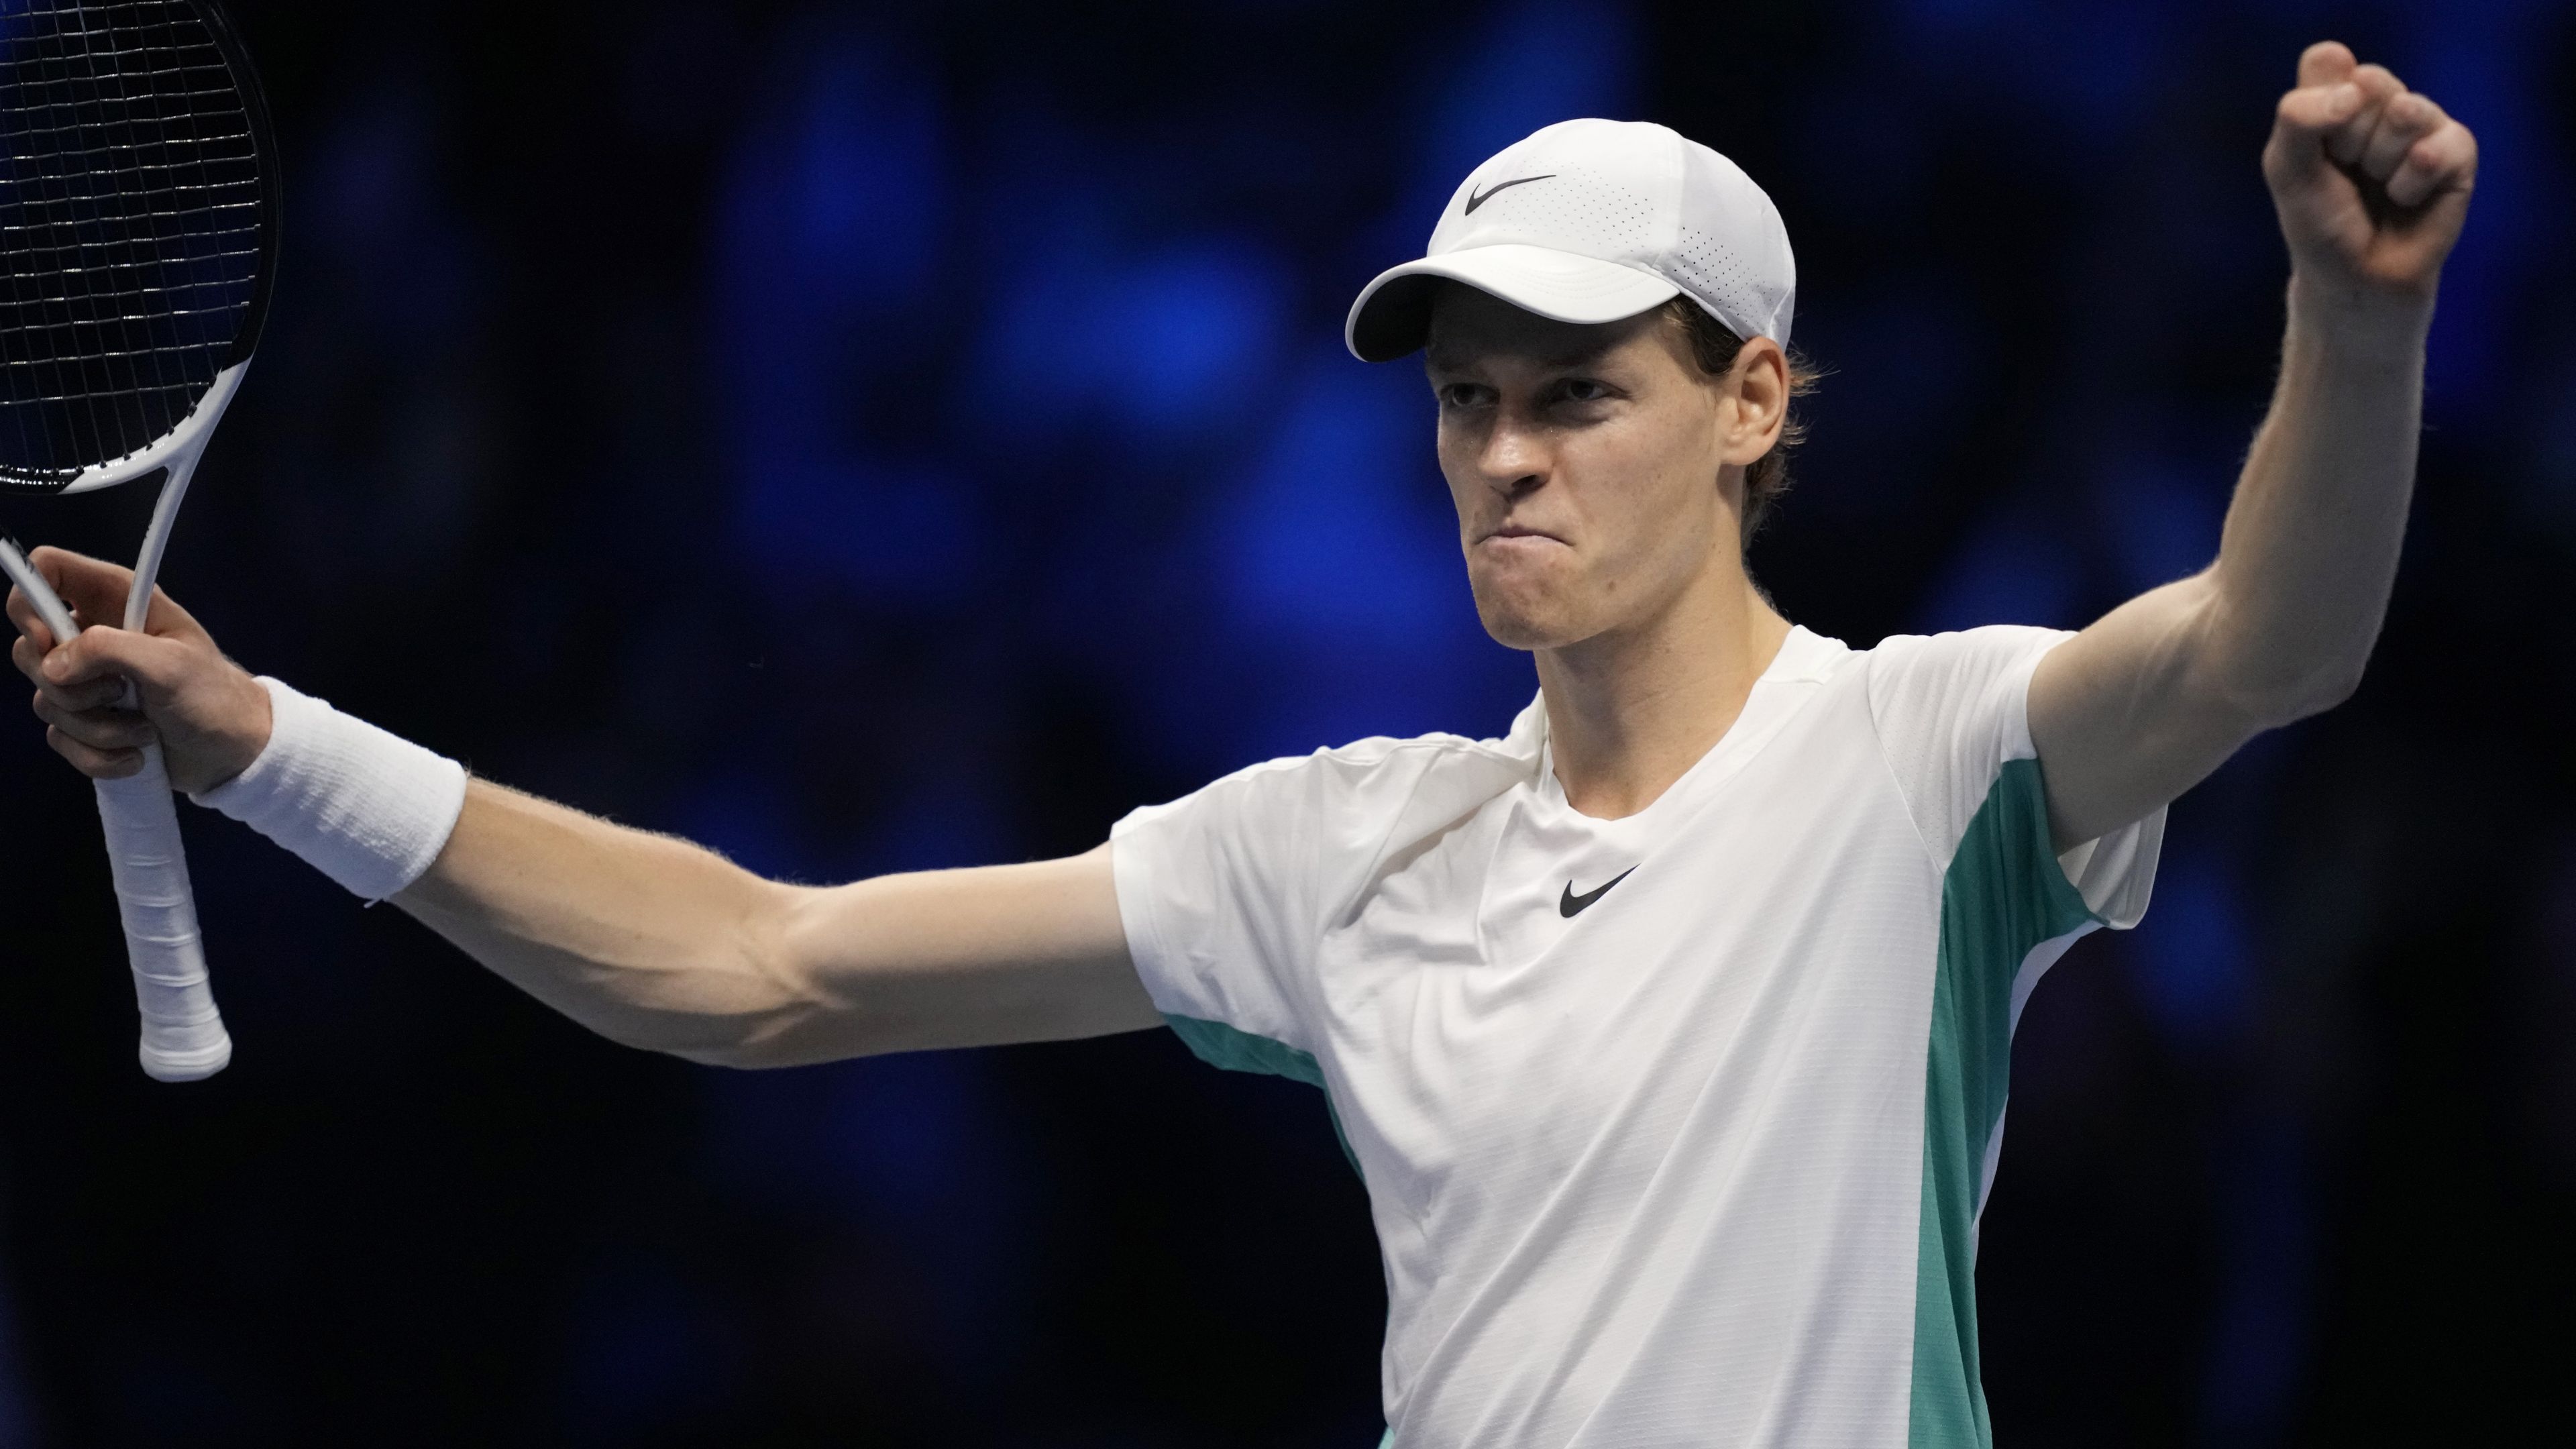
[0, 0, 278, 1081]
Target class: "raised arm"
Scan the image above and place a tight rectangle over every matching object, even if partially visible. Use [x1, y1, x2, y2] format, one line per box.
[2029, 41, 2477, 849]
[9, 548, 1161, 1068]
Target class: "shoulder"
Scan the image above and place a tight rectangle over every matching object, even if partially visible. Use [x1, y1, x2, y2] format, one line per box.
[1295, 727, 1531, 795]
[1860, 624, 2075, 677]
[1857, 626, 2074, 734]
[1846, 625, 2082, 861]
[1108, 712, 1540, 965]
[1119, 704, 1542, 843]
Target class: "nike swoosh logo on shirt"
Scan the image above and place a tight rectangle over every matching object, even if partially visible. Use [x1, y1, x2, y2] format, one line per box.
[1464, 174, 1554, 213]
[1559, 867, 1637, 918]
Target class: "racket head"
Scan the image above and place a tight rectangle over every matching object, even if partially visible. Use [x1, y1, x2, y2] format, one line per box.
[0, 0, 280, 495]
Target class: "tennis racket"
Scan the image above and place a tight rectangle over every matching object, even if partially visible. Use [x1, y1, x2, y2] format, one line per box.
[0, 0, 278, 1081]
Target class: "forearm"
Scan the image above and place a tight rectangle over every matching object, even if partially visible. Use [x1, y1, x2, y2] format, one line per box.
[394, 780, 813, 1064]
[193, 682, 1152, 1066]
[398, 785, 1154, 1069]
[2202, 279, 2429, 718]
[2033, 286, 2434, 845]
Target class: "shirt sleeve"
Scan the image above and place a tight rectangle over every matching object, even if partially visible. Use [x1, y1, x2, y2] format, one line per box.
[1864, 626, 2163, 928]
[1111, 740, 1438, 1053]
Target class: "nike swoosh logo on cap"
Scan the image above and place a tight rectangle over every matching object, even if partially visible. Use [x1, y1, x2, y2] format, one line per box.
[1559, 867, 1636, 918]
[1464, 174, 1554, 213]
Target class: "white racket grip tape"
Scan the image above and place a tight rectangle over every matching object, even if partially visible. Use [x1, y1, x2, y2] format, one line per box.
[97, 742, 233, 1082]
[191, 678, 468, 904]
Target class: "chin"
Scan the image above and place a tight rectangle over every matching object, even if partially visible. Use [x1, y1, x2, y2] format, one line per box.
[1471, 586, 1588, 653]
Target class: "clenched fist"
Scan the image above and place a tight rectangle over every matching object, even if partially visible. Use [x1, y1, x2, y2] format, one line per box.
[2264, 40, 2477, 311]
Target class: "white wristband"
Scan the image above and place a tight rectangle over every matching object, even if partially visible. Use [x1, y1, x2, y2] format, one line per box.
[191, 677, 468, 902]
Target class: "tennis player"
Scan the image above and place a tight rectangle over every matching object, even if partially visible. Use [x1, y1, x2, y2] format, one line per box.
[9, 41, 2473, 1447]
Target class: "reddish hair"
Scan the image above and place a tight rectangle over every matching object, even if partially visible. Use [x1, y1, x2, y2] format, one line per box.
[1660, 297, 1821, 541]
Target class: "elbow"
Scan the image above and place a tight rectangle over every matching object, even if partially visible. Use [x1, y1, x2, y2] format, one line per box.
[611, 1012, 835, 1071]
[581, 1014, 776, 1069]
[2298, 659, 2368, 718]
[588, 884, 839, 1070]
[664, 1040, 779, 1071]
[2195, 580, 2380, 729]
[2219, 652, 2369, 731]
[663, 1025, 879, 1072]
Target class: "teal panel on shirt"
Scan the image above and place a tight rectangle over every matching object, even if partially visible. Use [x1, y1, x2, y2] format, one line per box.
[1164, 1012, 1327, 1087]
[1161, 1013, 1360, 1174]
[1908, 757, 2098, 1449]
[1163, 1013, 1380, 1443]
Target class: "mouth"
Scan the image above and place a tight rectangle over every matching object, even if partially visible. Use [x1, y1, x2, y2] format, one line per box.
[1481, 523, 1566, 546]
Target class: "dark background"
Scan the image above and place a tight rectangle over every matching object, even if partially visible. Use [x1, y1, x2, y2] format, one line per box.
[1, 0, 2572, 1443]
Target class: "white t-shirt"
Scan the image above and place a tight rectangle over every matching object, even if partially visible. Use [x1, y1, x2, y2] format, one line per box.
[1110, 625, 2163, 1448]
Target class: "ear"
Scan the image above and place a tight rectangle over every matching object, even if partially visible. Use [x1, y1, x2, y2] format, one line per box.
[1717, 337, 1789, 466]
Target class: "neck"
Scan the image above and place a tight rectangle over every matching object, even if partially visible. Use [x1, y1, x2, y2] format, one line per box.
[1536, 556, 1791, 820]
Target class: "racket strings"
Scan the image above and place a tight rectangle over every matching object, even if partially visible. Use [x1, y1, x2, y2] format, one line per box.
[0, 0, 264, 488]
[45, 3, 238, 455]
[60, 3, 219, 443]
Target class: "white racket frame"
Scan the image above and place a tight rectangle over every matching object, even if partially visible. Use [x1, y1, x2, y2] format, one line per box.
[0, 360, 250, 1081]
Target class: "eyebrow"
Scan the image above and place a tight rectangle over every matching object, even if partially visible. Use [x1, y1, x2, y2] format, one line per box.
[1424, 332, 1623, 375]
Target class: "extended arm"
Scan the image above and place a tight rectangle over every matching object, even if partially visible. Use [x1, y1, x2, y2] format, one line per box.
[8, 549, 1161, 1067]
[2029, 42, 2478, 848]
[399, 788, 1155, 1065]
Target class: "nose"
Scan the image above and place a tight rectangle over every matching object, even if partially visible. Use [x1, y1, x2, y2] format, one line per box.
[1476, 415, 1547, 499]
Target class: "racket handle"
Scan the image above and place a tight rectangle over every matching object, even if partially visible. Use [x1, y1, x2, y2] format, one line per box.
[95, 743, 231, 1082]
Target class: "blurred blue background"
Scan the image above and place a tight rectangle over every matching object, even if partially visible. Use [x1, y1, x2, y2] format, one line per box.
[1, 0, 2573, 1442]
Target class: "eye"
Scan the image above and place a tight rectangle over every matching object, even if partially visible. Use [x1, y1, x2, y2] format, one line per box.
[1436, 382, 1495, 409]
[1556, 377, 1611, 405]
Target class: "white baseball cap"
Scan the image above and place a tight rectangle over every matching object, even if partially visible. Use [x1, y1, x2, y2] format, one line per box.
[1345, 118, 1796, 362]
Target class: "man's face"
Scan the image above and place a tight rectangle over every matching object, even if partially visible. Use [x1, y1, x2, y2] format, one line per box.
[1425, 286, 1738, 653]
